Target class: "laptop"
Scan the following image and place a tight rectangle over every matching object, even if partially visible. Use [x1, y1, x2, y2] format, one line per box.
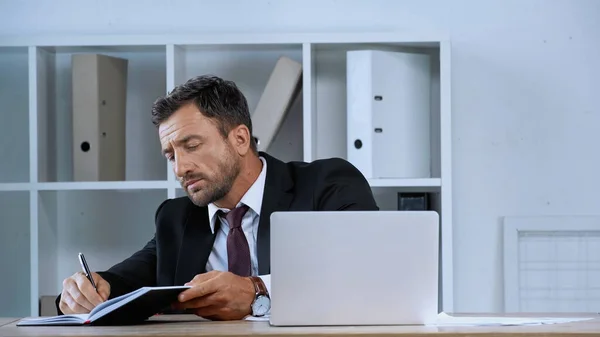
[269, 210, 439, 326]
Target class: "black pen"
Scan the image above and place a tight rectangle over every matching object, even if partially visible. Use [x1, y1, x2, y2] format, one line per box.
[78, 252, 97, 292]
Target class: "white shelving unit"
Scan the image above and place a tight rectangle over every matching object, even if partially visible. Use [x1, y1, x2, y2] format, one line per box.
[0, 32, 453, 317]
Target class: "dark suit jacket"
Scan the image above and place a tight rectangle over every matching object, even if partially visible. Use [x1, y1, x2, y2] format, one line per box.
[57, 152, 378, 310]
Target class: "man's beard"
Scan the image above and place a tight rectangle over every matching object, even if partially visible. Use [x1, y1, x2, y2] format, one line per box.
[182, 150, 240, 207]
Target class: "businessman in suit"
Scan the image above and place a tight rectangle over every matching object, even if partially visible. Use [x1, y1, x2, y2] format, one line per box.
[57, 75, 379, 320]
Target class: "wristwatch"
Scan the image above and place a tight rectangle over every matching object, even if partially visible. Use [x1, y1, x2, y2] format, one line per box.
[248, 276, 271, 317]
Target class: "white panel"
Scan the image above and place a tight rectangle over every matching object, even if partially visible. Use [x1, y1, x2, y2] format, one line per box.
[438, 40, 453, 312]
[165, 44, 184, 188]
[301, 43, 317, 162]
[0, 192, 30, 317]
[36, 180, 173, 191]
[173, 45, 186, 86]
[166, 44, 186, 92]
[72, 54, 128, 181]
[35, 47, 56, 183]
[314, 46, 348, 161]
[347, 49, 431, 179]
[38, 191, 58, 299]
[0, 47, 29, 183]
[346, 51, 373, 177]
[166, 44, 186, 196]
[29, 190, 39, 316]
[504, 216, 600, 313]
[429, 48, 441, 179]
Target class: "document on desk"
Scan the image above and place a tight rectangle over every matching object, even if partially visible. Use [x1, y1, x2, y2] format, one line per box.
[432, 312, 594, 326]
[242, 313, 595, 325]
[245, 314, 270, 322]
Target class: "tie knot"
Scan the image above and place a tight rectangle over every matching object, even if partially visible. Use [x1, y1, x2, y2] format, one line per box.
[223, 204, 249, 229]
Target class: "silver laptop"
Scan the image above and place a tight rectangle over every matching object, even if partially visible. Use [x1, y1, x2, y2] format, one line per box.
[269, 211, 439, 326]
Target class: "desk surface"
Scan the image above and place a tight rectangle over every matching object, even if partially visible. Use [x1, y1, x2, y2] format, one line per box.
[0, 317, 18, 327]
[2, 314, 600, 337]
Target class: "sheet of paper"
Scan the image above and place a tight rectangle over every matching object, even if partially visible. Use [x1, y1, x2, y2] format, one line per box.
[245, 314, 270, 322]
[432, 312, 594, 326]
[243, 312, 595, 325]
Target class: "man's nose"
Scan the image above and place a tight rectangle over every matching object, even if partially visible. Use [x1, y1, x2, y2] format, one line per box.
[174, 153, 192, 178]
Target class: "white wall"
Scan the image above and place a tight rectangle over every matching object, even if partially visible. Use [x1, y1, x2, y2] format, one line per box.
[1, 0, 599, 313]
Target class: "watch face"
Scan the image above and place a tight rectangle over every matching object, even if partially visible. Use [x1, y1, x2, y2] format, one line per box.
[252, 295, 271, 316]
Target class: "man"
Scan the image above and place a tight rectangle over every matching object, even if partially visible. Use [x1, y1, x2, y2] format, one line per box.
[57, 75, 379, 320]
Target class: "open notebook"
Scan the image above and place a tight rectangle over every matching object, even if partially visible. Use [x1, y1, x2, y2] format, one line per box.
[17, 285, 191, 326]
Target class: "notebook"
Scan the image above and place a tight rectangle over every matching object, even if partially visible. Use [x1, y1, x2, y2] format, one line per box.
[17, 285, 191, 326]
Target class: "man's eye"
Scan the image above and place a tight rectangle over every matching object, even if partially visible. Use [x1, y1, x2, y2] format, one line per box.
[187, 144, 199, 150]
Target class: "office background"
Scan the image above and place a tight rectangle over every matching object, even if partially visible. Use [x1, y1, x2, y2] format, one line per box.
[0, 0, 599, 318]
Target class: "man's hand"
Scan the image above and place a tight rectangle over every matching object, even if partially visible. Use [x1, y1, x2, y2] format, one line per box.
[59, 272, 111, 314]
[173, 271, 255, 320]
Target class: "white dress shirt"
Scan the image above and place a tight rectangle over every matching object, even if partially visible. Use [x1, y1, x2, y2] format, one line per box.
[205, 156, 271, 310]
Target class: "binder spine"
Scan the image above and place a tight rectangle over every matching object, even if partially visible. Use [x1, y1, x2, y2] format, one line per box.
[346, 51, 374, 178]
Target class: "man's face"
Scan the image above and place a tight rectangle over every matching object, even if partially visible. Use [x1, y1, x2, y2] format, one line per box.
[158, 103, 241, 207]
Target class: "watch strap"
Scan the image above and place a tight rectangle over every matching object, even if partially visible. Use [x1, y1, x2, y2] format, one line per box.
[249, 276, 269, 297]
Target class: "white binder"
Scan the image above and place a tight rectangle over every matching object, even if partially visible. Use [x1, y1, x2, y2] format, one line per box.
[347, 50, 431, 179]
[72, 54, 128, 181]
[251, 56, 302, 152]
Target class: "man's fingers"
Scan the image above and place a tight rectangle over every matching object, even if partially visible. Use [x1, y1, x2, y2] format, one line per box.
[179, 278, 219, 302]
[63, 290, 91, 313]
[74, 273, 104, 306]
[174, 292, 223, 310]
[97, 280, 110, 301]
[68, 286, 95, 312]
[59, 272, 111, 314]
[59, 290, 72, 314]
[93, 273, 111, 301]
[186, 271, 217, 286]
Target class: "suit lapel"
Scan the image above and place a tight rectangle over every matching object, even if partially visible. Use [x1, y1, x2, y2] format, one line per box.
[174, 205, 216, 285]
[257, 152, 294, 275]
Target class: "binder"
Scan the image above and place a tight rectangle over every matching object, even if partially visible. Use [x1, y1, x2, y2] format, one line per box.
[347, 50, 431, 179]
[72, 54, 128, 181]
[251, 56, 302, 152]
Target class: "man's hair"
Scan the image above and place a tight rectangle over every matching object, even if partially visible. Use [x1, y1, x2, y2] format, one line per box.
[151, 75, 257, 153]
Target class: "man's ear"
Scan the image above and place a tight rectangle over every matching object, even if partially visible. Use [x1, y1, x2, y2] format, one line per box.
[230, 125, 252, 155]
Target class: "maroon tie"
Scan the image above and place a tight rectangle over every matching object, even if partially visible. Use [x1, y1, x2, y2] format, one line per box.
[222, 205, 251, 277]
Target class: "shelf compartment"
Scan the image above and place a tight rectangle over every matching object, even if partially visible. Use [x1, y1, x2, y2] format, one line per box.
[32, 45, 168, 183]
[0, 47, 29, 183]
[36, 189, 168, 308]
[169, 44, 304, 163]
[0, 191, 31, 317]
[307, 41, 444, 179]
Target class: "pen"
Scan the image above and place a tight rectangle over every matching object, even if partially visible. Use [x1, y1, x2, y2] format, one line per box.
[78, 252, 97, 292]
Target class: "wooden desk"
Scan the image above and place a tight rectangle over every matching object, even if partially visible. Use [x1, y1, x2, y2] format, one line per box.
[0, 317, 19, 327]
[2, 314, 600, 337]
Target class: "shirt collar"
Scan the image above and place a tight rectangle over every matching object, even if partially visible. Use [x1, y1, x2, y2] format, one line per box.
[207, 156, 267, 234]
